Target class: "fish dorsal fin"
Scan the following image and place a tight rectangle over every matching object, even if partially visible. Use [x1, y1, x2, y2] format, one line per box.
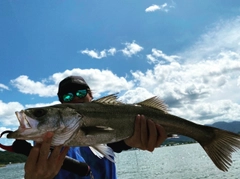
[137, 96, 168, 113]
[93, 93, 123, 105]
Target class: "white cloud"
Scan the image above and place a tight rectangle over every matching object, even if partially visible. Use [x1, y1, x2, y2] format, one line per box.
[126, 17, 240, 124]
[51, 68, 134, 98]
[11, 75, 57, 97]
[79, 41, 143, 59]
[237, 76, 240, 87]
[0, 84, 9, 91]
[0, 100, 60, 133]
[182, 17, 240, 63]
[147, 48, 181, 64]
[145, 3, 171, 13]
[145, 4, 161, 12]
[10, 69, 134, 99]
[174, 100, 240, 125]
[0, 100, 24, 126]
[118, 87, 154, 104]
[121, 41, 143, 57]
[108, 48, 117, 56]
[80, 48, 117, 59]
[129, 56, 240, 124]
[80, 49, 107, 59]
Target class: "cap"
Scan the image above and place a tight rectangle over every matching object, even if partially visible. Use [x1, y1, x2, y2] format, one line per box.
[57, 76, 90, 101]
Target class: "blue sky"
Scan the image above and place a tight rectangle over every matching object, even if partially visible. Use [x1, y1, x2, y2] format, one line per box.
[1, 1, 240, 145]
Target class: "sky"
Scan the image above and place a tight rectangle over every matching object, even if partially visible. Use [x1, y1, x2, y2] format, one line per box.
[1, 0, 240, 146]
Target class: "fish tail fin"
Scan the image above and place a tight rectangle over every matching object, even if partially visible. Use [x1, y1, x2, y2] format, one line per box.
[199, 127, 240, 172]
[89, 144, 115, 163]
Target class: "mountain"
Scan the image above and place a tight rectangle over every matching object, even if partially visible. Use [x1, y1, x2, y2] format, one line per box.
[0, 151, 27, 165]
[208, 121, 240, 133]
[164, 121, 240, 144]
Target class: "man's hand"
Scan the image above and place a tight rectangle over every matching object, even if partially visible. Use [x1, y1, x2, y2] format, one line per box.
[24, 132, 69, 179]
[124, 114, 167, 152]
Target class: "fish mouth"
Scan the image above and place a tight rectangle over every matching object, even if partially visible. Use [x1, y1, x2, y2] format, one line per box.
[15, 111, 31, 129]
[15, 111, 38, 130]
[6, 111, 40, 140]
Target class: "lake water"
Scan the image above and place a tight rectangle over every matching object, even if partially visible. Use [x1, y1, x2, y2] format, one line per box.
[0, 144, 239, 179]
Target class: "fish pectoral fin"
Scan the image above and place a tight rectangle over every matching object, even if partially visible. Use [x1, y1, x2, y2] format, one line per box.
[95, 126, 114, 130]
[81, 126, 114, 136]
[89, 144, 115, 163]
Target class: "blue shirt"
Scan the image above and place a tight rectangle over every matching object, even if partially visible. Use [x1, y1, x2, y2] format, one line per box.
[54, 147, 117, 179]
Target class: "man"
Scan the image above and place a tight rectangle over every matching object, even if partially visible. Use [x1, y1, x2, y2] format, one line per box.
[24, 76, 167, 179]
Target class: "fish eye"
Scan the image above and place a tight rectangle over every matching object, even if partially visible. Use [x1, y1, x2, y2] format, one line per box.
[32, 109, 47, 117]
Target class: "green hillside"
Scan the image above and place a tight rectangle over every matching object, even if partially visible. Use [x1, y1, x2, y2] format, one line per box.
[0, 151, 27, 165]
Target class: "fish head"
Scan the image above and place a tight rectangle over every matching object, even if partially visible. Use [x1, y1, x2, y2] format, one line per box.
[7, 105, 82, 145]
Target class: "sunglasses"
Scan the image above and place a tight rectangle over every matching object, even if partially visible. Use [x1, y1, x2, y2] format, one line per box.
[62, 89, 89, 102]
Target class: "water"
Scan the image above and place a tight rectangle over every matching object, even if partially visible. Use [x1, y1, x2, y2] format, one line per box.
[115, 144, 240, 179]
[0, 163, 24, 179]
[0, 144, 240, 179]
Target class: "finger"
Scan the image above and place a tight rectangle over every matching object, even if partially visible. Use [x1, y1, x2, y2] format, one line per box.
[56, 146, 70, 170]
[58, 146, 70, 162]
[48, 145, 62, 163]
[146, 120, 157, 152]
[156, 124, 167, 147]
[140, 115, 148, 150]
[123, 115, 141, 147]
[133, 114, 141, 138]
[24, 144, 40, 172]
[37, 132, 53, 166]
[46, 145, 67, 176]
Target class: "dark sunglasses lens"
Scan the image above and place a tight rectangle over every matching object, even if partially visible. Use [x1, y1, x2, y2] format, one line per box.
[76, 89, 87, 98]
[63, 93, 74, 102]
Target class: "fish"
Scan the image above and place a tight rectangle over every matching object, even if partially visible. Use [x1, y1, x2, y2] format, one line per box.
[5, 94, 240, 172]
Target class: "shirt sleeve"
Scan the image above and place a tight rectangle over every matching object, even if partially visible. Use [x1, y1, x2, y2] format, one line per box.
[107, 140, 132, 153]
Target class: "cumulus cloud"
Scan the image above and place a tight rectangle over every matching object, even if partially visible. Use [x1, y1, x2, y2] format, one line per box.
[80, 48, 116, 59]
[118, 87, 154, 104]
[0, 100, 24, 126]
[128, 56, 240, 124]
[174, 100, 240, 125]
[53, 68, 134, 98]
[121, 41, 143, 57]
[21, 68, 133, 98]
[11, 75, 57, 97]
[10, 69, 134, 99]
[0, 100, 60, 133]
[125, 17, 240, 124]
[145, 3, 173, 13]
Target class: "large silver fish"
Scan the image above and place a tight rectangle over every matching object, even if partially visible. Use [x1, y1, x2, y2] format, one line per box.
[6, 94, 240, 171]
